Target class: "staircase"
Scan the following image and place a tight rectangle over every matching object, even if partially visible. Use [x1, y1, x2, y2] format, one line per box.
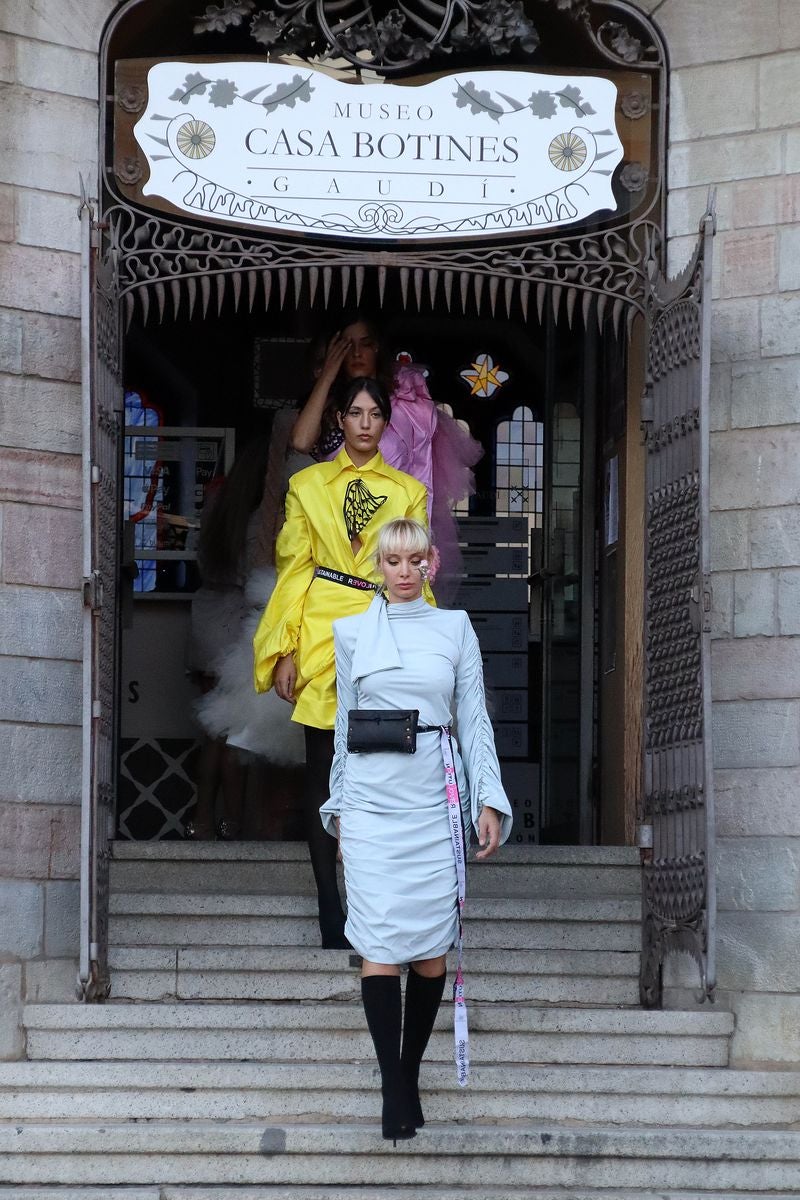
[5, 842, 800, 1197]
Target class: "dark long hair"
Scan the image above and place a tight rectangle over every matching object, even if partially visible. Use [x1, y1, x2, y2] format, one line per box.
[198, 435, 271, 580]
[335, 376, 392, 424]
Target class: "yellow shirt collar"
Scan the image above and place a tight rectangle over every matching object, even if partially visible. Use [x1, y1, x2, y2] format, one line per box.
[327, 447, 388, 480]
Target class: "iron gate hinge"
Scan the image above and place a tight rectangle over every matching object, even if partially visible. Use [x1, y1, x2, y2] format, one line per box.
[82, 570, 104, 612]
[702, 573, 713, 634]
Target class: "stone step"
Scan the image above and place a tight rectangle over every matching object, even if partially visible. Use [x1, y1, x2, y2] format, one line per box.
[110, 841, 641, 899]
[0, 1061, 796, 1127]
[0, 1191, 788, 1200]
[2, 1122, 798, 1190]
[109, 894, 641, 952]
[23, 1003, 733, 1068]
[106, 944, 639, 1004]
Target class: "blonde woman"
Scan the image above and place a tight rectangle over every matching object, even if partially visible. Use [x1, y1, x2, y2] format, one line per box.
[321, 518, 512, 1141]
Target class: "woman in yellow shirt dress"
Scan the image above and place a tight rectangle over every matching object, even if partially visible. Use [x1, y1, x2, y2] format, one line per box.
[253, 377, 431, 947]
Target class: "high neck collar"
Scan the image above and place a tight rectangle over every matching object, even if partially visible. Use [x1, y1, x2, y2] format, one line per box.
[386, 595, 428, 616]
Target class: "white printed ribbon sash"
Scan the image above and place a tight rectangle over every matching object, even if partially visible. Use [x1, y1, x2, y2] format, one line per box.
[439, 727, 469, 1087]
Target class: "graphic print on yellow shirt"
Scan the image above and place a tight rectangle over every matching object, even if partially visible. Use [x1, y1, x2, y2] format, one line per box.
[253, 448, 433, 730]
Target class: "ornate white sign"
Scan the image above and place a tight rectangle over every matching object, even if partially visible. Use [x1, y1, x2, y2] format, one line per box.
[134, 61, 623, 241]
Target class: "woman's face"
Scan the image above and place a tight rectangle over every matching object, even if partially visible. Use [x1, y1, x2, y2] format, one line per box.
[338, 389, 386, 462]
[342, 321, 379, 379]
[380, 547, 427, 604]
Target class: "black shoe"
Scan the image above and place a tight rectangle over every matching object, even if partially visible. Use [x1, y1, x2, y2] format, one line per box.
[381, 1084, 417, 1143]
[404, 1072, 425, 1129]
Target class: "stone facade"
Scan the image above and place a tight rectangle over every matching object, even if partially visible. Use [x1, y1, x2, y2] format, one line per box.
[0, 0, 798, 1065]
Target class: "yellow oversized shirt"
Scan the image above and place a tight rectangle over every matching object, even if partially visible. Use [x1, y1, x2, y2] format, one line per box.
[253, 448, 432, 730]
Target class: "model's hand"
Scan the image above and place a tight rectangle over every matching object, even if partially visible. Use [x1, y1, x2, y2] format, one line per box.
[273, 655, 297, 703]
[475, 806, 502, 860]
[320, 330, 350, 381]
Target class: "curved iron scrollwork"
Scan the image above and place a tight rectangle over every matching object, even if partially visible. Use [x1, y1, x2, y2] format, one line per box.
[194, 0, 539, 73]
[191, 0, 662, 74]
[107, 201, 661, 330]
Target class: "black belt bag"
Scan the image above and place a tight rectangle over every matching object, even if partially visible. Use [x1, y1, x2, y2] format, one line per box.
[347, 707, 446, 753]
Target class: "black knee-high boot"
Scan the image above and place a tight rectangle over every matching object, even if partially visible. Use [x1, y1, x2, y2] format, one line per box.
[361, 975, 417, 1143]
[401, 967, 447, 1128]
[303, 727, 348, 948]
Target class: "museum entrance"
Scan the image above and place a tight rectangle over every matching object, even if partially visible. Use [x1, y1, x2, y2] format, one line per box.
[115, 273, 632, 848]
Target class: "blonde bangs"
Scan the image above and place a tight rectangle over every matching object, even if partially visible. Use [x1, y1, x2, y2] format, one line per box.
[375, 518, 431, 563]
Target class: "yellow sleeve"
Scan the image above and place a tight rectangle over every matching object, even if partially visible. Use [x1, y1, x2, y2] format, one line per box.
[409, 483, 429, 529]
[252, 480, 315, 693]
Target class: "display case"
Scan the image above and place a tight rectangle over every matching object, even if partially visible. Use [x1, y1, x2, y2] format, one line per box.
[123, 423, 235, 600]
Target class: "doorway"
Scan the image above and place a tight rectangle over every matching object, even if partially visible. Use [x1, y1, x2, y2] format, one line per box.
[115, 271, 632, 846]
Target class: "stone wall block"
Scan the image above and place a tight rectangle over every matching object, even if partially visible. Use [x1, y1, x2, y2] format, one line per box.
[0, 374, 81, 454]
[658, 0, 779, 67]
[733, 570, 777, 637]
[0, 964, 23, 1060]
[750, 506, 800, 568]
[758, 51, 800, 129]
[733, 175, 800, 227]
[48, 805, 80, 879]
[731, 358, 800, 427]
[0, 586, 82, 660]
[0, 449, 80, 509]
[710, 509, 749, 571]
[0, 311, 22, 375]
[716, 838, 800, 910]
[0, 34, 13, 84]
[721, 231, 777, 297]
[671, 61, 758, 141]
[710, 570, 733, 638]
[711, 428, 800, 509]
[0, 88, 96, 197]
[761, 293, 800, 357]
[717, 911, 800, 990]
[710, 298, 760, 364]
[16, 190, 82, 255]
[0, 803, 51, 879]
[0, 658, 82, 726]
[0, 723, 81, 805]
[23, 959, 77, 1004]
[713, 699, 800, 768]
[0, 244, 79, 319]
[44, 880, 79, 957]
[778, 226, 800, 292]
[0, 881, 43, 957]
[2, 502, 82, 589]
[715, 766, 800, 837]
[730, 992, 800, 1067]
[709, 363, 731, 432]
[15, 39, 98, 102]
[712, 637, 800, 699]
[0, 183, 13, 242]
[21, 312, 80, 383]
[787, 129, 800, 174]
[0, 0, 117, 52]
[777, 568, 800, 634]
[669, 133, 781, 190]
[781, 0, 800, 47]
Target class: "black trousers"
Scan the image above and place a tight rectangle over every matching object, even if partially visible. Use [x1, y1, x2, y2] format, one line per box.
[303, 726, 345, 931]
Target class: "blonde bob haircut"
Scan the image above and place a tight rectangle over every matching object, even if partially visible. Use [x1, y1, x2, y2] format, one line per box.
[374, 518, 432, 568]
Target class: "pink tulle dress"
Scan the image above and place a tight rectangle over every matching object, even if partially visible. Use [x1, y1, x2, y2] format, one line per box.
[321, 364, 482, 604]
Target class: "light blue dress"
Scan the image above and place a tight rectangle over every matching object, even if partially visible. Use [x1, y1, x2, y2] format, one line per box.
[321, 594, 512, 964]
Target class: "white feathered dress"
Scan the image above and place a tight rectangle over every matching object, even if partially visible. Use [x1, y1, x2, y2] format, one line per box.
[320, 594, 512, 965]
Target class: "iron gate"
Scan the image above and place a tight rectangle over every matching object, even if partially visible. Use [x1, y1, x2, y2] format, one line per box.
[639, 198, 716, 1007]
[78, 189, 123, 1000]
